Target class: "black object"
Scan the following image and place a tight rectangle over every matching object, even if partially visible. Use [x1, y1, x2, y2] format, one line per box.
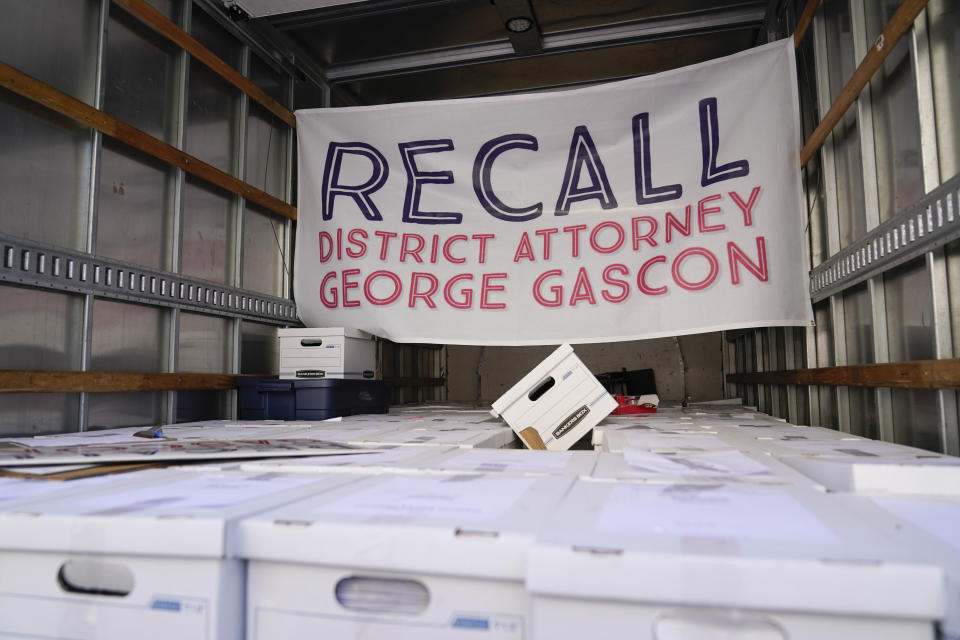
[595, 368, 657, 396]
[236, 377, 391, 420]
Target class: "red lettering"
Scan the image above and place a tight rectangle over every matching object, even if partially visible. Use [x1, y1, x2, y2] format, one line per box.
[430, 235, 440, 263]
[563, 224, 588, 258]
[443, 273, 474, 309]
[728, 237, 769, 284]
[480, 273, 507, 309]
[631, 216, 658, 250]
[364, 270, 402, 306]
[513, 232, 536, 263]
[697, 193, 725, 233]
[589, 221, 625, 254]
[320, 271, 339, 308]
[318, 232, 333, 263]
[569, 267, 597, 306]
[442, 235, 468, 264]
[730, 186, 762, 227]
[472, 233, 494, 264]
[672, 247, 720, 291]
[342, 268, 361, 307]
[638, 256, 668, 295]
[400, 234, 426, 263]
[535, 228, 558, 260]
[664, 206, 692, 244]
[408, 272, 439, 309]
[533, 269, 563, 307]
[346, 229, 367, 259]
[601, 264, 630, 303]
[375, 230, 397, 261]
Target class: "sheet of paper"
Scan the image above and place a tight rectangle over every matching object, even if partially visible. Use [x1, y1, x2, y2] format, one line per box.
[0, 438, 362, 467]
[871, 496, 960, 551]
[0, 474, 126, 504]
[0, 431, 148, 447]
[772, 439, 916, 457]
[364, 427, 500, 445]
[72, 472, 325, 515]
[618, 432, 736, 452]
[317, 475, 536, 521]
[597, 483, 835, 541]
[622, 448, 771, 477]
[435, 449, 573, 473]
[253, 446, 430, 468]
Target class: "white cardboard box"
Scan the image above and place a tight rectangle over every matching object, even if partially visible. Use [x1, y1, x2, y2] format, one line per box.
[490, 344, 617, 451]
[587, 449, 823, 487]
[0, 469, 360, 640]
[418, 448, 598, 477]
[237, 473, 576, 639]
[781, 454, 960, 496]
[526, 479, 945, 640]
[356, 424, 518, 449]
[278, 327, 377, 380]
[239, 445, 459, 475]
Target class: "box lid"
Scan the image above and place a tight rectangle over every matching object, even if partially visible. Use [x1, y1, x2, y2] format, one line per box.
[237, 473, 576, 580]
[490, 344, 573, 417]
[587, 449, 822, 487]
[783, 455, 960, 496]
[0, 470, 358, 558]
[240, 445, 458, 474]
[422, 448, 598, 477]
[279, 327, 374, 340]
[525, 479, 945, 619]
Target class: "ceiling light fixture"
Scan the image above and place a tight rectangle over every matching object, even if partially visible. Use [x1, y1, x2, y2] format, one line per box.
[505, 16, 533, 33]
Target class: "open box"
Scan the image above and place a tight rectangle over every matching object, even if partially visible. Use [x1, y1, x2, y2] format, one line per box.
[490, 344, 617, 451]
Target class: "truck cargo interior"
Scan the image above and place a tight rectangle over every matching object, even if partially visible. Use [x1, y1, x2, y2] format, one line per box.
[0, 0, 958, 638]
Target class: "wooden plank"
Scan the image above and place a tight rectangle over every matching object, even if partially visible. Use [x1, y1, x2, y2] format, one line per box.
[0, 371, 240, 393]
[793, 0, 820, 48]
[800, 0, 929, 166]
[0, 60, 297, 221]
[114, 0, 296, 128]
[726, 359, 960, 390]
[382, 376, 446, 387]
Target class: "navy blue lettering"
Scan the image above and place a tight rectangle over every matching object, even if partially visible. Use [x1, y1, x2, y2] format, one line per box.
[699, 98, 749, 187]
[399, 139, 462, 225]
[321, 142, 388, 221]
[473, 134, 543, 222]
[632, 113, 682, 204]
[554, 125, 618, 216]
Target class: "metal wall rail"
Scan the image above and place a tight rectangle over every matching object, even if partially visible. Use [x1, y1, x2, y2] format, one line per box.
[809, 173, 960, 302]
[0, 232, 297, 325]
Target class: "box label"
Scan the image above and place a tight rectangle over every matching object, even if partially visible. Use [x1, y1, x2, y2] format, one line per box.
[552, 405, 589, 440]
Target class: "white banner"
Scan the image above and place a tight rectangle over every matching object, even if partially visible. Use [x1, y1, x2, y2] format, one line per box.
[294, 39, 813, 345]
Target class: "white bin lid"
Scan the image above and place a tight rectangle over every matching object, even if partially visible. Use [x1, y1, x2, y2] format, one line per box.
[0, 470, 358, 558]
[526, 479, 945, 620]
[279, 327, 375, 340]
[238, 473, 576, 580]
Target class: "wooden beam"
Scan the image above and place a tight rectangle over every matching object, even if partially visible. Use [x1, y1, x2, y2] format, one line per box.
[113, 0, 297, 128]
[382, 376, 446, 387]
[793, 0, 820, 48]
[726, 359, 960, 390]
[800, 0, 929, 166]
[0, 60, 297, 221]
[0, 371, 240, 393]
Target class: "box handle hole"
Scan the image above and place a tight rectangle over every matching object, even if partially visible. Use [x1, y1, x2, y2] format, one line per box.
[528, 377, 555, 401]
[57, 560, 133, 597]
[300, 338, 324, 346]
[335, 575, 429, 615]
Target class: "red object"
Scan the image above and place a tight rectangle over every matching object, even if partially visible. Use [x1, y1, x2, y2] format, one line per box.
[610, 394, 658, 415]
